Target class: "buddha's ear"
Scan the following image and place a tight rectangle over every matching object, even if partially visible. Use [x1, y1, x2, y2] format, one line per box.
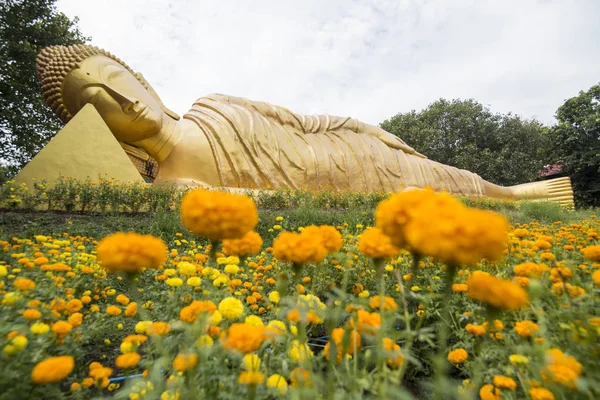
[135, 72, 180, 120]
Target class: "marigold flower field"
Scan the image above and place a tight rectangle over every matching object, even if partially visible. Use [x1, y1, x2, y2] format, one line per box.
[0, 186, 599, 399]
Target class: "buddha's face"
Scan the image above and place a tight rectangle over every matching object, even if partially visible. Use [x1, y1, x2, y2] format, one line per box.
[62, 55, 164, 142]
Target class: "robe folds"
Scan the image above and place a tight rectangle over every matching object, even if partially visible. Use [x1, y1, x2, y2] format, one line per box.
[184, 94, 485, 195]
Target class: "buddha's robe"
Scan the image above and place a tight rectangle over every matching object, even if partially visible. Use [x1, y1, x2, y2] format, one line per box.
[183, 94, 485, 195]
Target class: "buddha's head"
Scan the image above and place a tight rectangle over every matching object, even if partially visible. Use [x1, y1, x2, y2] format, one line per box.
[36, 45, 179, 142]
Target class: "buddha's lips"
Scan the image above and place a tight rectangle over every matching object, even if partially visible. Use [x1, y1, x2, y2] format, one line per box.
[132, 106, 147, 122]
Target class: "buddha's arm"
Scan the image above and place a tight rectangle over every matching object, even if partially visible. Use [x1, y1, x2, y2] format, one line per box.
[206, 93, 426, 158]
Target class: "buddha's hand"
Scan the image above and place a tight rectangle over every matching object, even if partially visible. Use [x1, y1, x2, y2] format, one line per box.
[366, 125, 427, 159]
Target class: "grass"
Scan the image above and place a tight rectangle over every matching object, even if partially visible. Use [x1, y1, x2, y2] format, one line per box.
[1, 202, 596, 245]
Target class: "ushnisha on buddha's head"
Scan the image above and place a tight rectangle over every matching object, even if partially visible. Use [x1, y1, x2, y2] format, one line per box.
[36, 45, 180, 143]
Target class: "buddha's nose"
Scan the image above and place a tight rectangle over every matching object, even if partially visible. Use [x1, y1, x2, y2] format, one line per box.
[122, 99, 141, 114]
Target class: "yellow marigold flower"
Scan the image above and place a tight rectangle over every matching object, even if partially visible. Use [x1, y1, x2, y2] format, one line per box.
[358, 290, 369, 298]
[448, 348, 468, 364]
[368, 295, 398, 311]
[173, 353, 198, 372]
[166, 277, 183, 287]
[97, 232, 167, 273]
[222, 231, 263, 257]
[300, 225, 343, 253]
[30, 322, 50, 334]
[529, 388, 555, 400]
[267, 374, 288, 394]
[272, 231, 327, 264]
[288, 340, 313, 362]
[479, 384, 501, 400]
[582, 245, 600, 262]
[106, 305, 122, 316]
[31, 356, 75, 384]
[224, 264, 240, 275]
[22, 308, 42, 320]
[125, 302, 138, 317]
[218, 297, 244, 320]
[542, 348, 581, 389]
[186, 277, 202, 287]
[2, 292, 21, 305]
[13, 277, 36, 291]
[493, 375, 517, 390]
[115, 352, 141, 369]
[196, 334, 213, 348]
[509, 354, 529, 365]
[358, 227, 401, 259]
[466, 272, 529, 310]
[242, 354, 261, 371]
[176, 261, 197, 276]
[514, 320, 539, 337]
[238, 371, 265, 385]
[268, 291, 280, 304]
[180, 189, 258, 241]
[245, 315, 264, 326]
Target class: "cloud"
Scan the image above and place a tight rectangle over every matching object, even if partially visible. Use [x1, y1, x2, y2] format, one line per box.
[57, 0, 600, 125]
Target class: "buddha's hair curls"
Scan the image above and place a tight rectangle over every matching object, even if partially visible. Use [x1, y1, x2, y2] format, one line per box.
[36, 44, 162, 122]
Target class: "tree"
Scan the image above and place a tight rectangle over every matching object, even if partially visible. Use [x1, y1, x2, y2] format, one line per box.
[0, 0, 88, 173]
[551, 84, 600, 207]
[380, 99, 553, 187]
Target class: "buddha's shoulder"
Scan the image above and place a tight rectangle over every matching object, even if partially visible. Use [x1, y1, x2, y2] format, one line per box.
[193, 93, 296, 116]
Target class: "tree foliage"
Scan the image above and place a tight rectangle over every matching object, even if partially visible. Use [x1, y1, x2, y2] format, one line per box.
[380, 99, 553, 187]
[551, 83, 600, 207]
[0, 0, 88, 173]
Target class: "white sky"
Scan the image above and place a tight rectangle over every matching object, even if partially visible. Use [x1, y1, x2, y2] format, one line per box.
[57, 0, 600, 126]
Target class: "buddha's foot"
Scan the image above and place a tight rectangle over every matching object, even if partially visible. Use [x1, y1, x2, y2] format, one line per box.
[508, 177, 574, 208]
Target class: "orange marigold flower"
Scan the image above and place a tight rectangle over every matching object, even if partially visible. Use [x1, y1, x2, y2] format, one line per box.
[52, 321, 73, 337]
[493, 375, 517, 390]
[542, 348, 581, 389]
[106, 305, 122, 316]
[221, 323, 272, 354]
[514, 320, 539, 337]
[180, 189, 258, 241]
[350, 310, 381, 334]
[581, 245, 600, 262]
[290, 368, 311, 387]
[222, 231, 263, 257]
[452, 283, 468, 293]
[529, 387, 555, 400]
[180, 300, 217, 323]
[238, 371, 265, 385]
[115, 294, 130, 305]
[272, 231, 327, 264]
[65, 299, 83, 314]
[466, 323, 487, 336]
[358, 227, 401, 259]
[368, 295, 398, 311]
[125, 302, 138, 317]
[115, 352, 141, 369]
[513, 262, 548, 278]
[173, 353, 198, 372]
[68, 312, 83, 328]
[300, 225, 343, 253]
[383, 337, 403, 368]
[148, 322, 171, 336]
[448, 348, 468, 364]
[22, 309, 42, 320]
[479, 384, 501, 400]
[31, 356, 74, 384]
[97, 232, 167, 273]
[466, 272, 529, 310]
[13, 277, 36, 291]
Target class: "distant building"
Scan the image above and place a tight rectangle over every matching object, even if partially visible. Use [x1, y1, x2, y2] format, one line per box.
[540, 163, 564, 179]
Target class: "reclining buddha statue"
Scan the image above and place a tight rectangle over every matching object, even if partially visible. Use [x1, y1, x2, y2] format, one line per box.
[36, 44, 573, 206]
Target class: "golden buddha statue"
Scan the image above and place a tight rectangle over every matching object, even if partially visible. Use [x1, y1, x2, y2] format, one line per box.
[36, 44, 573, 206]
